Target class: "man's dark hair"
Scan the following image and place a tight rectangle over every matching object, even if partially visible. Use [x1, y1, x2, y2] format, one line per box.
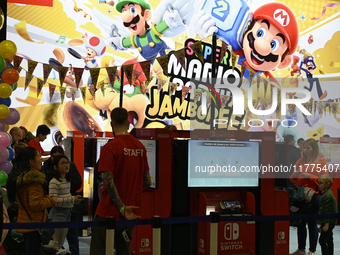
[284, 134, 294, 144]
[36, 124, 51, 136]
[297, 138, 305, 144]
[110, 107, 128, 126]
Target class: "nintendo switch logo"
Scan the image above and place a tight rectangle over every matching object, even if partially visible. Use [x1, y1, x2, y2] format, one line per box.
[278, 231, 285, 240]
[141, 238, 149, 247]
[224, 223, 239, 240]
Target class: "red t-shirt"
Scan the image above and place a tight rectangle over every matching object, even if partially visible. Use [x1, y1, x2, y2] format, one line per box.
[290, 156, 328, 192]
[27, 139, 44, 156]
[95, 135, 149, 219]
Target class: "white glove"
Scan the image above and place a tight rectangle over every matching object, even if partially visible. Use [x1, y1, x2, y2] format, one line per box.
[164, 8, 184, 29]
[107, 36, 128, 51]
[195, 10, 218, 39]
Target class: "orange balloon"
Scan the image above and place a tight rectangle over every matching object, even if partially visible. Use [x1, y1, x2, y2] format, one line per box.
[1, 68, 19, 85]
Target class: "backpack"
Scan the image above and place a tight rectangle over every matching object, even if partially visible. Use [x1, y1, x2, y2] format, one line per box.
[289, 185, 315, 214]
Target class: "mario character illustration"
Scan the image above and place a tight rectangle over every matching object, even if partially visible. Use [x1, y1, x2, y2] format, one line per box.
[300, 54, 327, 100]
[82, 36, 106, 69]
[195, 2, 299, 85]
[107, 0, 191, 61]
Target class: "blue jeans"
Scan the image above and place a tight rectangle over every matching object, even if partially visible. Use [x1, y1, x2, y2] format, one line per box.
[297, 193, 321, 252]
[66, 211, 80, 255]
[23, 231, 41, 255]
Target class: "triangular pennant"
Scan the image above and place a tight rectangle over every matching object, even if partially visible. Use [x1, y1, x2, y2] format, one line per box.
[331, 102, 338, 118]
[220, 42, 229, 63]
[89, 68, 100, 87]
[156, 55, 169, 76]
[241, 61, 247, 79]
[175, 49, 186, 69]
[25, 71, 34, 90]
[314, 101, 317, 116]
[49, 83, 56, 102]
[144, 76, 155, 89]
[133, 69, 143, 84]
[106, 66, 117, 89]
[122, 64, 134, 85]
[43, 64, 53, 84]
[256, 74, 261, 87]
[60, 87, 66, 104]
[58, 66, 68, 87]
[71, 88, 76, 102]
[140, 60, 152, 82]
[220, 95, 229, 108]
[249, 68, 255, 86]
[157, 78, 167, 94]
[100, 81, 106, 96]
[89, 84, 96, 96]
[175, 41, 184, 50]
[195, 33, 203, 41]
[169, 82, 178, 95]
[189, 42, 204, 63]
[194, 89, 202, 103]
[203, 35, 213, 44]
[182, 86, 190, 102]
[27, 60, 38, 75]
[17, 66, 23, 74]
[13, 55, 23, 70]
[80, 87, 86, 104]
[73, 68, 84, 88]
[115, 69, 121, 83]
[37, 79, 44, 97]
[231, 51, 237, 70]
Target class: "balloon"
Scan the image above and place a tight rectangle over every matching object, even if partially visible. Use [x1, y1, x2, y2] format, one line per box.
[1, 68, 19, 84]
[0, 104, 10, 119]
[0, 148, 9, 163]
[0, 170, 8, 186]
[0, 83, 12, 98]
[7, 147, 14, 161]
[0, 132, 10, 150]
[0, 97, 11, 107]
[4, 108, 20, 125]
[0, 40, 17, 59]
[0, 161, 13, 174]
[0, 57, 5, 73]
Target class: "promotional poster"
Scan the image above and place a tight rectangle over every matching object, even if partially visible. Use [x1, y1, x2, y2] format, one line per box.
[4, 0, 340, 149]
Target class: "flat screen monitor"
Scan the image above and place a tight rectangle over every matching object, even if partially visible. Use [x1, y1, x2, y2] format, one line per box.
[188, 140, 260, 187]
[139, 139, 158, 189]
[96, 138, 111, 162]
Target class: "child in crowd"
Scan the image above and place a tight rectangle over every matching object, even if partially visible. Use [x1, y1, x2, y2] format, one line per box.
[318, 174, 338, 255]
[45, 155, 82, 251]
[27, 124, 51, 161]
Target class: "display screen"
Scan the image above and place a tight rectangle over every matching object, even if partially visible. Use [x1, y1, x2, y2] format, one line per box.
[96, 138, 111, 162]
[139, 139, 158, 189]
[188, 140, 259, 187]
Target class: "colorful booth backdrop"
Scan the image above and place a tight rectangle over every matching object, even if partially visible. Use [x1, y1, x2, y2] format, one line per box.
[5, 0, 340, 149]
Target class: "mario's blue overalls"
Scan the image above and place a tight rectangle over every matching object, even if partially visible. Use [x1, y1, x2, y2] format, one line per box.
[135, 29, 168, 63]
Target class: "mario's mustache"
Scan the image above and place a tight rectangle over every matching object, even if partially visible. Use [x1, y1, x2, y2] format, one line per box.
[124, 15, 140, 27]
[247, 32, 278, 63]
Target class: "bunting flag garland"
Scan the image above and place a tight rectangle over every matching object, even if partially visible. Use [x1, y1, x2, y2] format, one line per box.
[49, 83, 56, 102]
[27, 60, 38, 75]
[182, 86, 190, 102]
[80, 87, 86, 104]
[144, 76, 155, 89]
[89, 68, 100, 87]
[331, 102, 338, 118]
[89, 84, 96, 96]
[25, 71, 34, 90]
[175, 48, 186, 69]
[314, 101, 317, 116]
[132, 69, 143, 84]
[73, 67, 84, 88]
[157, 78, 167, 94]
[194, 89, 202, 103]
[220, 95, 229, 109]
[99, 81, 106, 96]
[249, 68, 255, 85]
[263, 79, 269, 100]
[115, 69, 121, 83]
[60, 87, 66, 104]
[13, 55, 23, 70]
[58, 66, 68, 87]
[71, 88, 76, 102]
[240, 61, 247, 79]
[220, 42, 229, 63]
[231, 51, 237, 70]
[106, 66, 117, 89]
[17, 66, 23, 74]
[123, 64, 134, 85]
[140, 60, 152, 82]
[169, 82, 178, 95]
[189, 42, 204, 63]
[256, 74, 261, 87]
[156, 54, 169, 76]
[37, 79, 44, 97]
[317, 102, 323, 117]
[43, 64, 53, 84]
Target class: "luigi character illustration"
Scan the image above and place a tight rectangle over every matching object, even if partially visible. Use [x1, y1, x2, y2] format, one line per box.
[108, 0, 186, 61]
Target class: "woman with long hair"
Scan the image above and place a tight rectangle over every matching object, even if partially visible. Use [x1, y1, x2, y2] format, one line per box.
[7, 147, 59, 255]
[290, 138, 328, 255]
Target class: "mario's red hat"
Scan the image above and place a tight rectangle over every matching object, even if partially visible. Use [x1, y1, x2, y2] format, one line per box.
[253, 3, 299, 55]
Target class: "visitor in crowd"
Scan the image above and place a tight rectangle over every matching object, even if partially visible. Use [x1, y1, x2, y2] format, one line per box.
[19, 126, 34, 144]
[9, 127, 22, 148]
[28, 124, 51, 161]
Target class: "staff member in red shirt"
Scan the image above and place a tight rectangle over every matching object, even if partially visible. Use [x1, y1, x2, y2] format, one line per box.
[290, 138, 328, 255]
[90, 107, 151, 255]
[28, 124, 51, 162]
